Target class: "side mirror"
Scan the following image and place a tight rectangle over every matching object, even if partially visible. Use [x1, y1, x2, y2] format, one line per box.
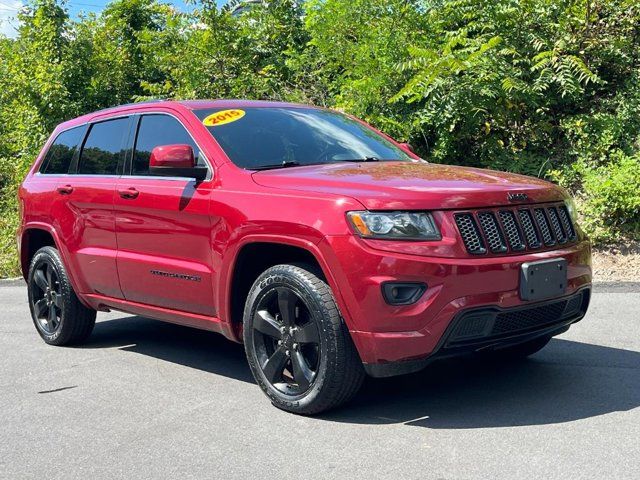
[399, 142, 415, 153]
[148, 144, 207, 181]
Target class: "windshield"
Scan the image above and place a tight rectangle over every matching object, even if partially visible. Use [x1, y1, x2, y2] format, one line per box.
[194, 107, 412, 169]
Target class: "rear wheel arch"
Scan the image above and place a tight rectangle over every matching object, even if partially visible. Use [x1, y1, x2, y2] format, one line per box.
[19, 226, 88, 307]
[226, 241, 349, 338]
[20, 227, 59, 280]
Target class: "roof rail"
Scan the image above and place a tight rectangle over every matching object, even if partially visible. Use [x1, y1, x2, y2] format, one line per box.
[91, 98, 169, 115]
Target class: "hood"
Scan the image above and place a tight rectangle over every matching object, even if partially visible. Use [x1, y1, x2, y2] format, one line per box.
[251, 161, 566, 210]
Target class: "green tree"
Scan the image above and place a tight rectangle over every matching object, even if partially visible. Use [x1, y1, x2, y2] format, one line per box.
[1, 0, 639, 276]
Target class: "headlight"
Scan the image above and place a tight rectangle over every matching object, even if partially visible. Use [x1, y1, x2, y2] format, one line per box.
[565, 198, 578, 222]
[346, 211, 441, 240]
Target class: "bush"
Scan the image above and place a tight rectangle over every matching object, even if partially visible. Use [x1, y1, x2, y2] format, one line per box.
[555, 154, 640, 243]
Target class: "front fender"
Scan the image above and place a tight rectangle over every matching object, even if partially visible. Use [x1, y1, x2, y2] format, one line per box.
[217, 232, 358, 342]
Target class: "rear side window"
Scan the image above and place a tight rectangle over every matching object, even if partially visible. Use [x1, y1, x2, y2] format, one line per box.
[78, 118, 129, 175]
[40, 126, 85, 174]
[132, 114, 202, 175]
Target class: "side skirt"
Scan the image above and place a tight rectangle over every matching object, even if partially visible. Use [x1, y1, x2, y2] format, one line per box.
[83, 293, 239, 342]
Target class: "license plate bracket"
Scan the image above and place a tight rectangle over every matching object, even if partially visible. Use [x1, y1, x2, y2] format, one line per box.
[520, 258, 567, 301]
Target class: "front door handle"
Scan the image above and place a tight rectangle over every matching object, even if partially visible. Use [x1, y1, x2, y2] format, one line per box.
[56, 185, 74, 195]
[118, 187, 140, 200]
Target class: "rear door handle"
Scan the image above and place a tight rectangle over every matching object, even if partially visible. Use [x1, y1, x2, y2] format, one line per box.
[118, 187, 140, 200]
[56, 185, 74, 195]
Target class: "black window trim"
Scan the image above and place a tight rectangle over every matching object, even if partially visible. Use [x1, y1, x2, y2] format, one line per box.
[37, 123, 89, 176]
[72, 115, 134, 176]
[123, 111, 213, 181]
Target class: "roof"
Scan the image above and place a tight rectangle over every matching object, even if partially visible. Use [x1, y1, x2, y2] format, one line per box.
[55, 99, 319, 131]
[177, 99, 315, 110]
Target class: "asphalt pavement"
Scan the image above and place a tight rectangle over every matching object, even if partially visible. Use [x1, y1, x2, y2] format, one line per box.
[1, 280, 638, 479]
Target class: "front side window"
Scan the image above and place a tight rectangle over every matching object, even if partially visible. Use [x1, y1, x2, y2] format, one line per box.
[40, 126, 85, 174]
[194, 107, 412, 169]
[78, 118, 129, 175]
[133, 114, 202, 175]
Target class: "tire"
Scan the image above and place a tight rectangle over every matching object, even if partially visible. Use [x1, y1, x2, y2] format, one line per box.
[27, 246, 96, 346]
[480, 335, 551, 361]
[243, 264, 365, 415]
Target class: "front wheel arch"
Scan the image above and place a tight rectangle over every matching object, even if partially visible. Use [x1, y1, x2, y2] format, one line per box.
[225, 240, 349, 338]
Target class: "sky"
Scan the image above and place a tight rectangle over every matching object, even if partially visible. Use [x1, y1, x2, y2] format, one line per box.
[0, 1, 229, 38]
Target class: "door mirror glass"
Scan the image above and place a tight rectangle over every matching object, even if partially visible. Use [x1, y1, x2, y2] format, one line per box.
[148, 144, 207, 180]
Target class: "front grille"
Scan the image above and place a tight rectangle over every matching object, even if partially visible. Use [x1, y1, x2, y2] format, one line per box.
[477, 212, 507, 253]
[518, 209, 541, 249]
[447, 290, 588, 346]
[454, 203, 577, 255]
[534, 208, 555, 246]
[498, 210, 525, 251]
[547, 207, 567, 244]
[454, 213, 486, 255]
[557, 206, 577, 240]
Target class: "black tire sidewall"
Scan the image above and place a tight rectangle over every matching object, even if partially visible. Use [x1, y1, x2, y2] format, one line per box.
[28, 248, 67, 343]
[243, 266, 339, 413]
[26, 246, 96, 346]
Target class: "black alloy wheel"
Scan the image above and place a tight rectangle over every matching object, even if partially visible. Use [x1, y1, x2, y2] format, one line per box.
[252, 286, 320, 395]
[243, 264, 365, 415]
[27, 246, 96, 346]
[30, 261, 63, 335]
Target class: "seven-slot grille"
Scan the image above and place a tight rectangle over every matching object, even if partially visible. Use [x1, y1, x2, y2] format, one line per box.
[454, 203, 577, 255]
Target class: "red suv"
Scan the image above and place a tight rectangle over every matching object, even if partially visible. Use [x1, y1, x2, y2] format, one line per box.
[18, 100, 592, 414]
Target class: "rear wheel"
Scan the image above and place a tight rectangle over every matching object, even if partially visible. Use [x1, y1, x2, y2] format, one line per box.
[27, 246, 96, 346]
[480, 335, 552, 360]
[243, 264, 364, 415]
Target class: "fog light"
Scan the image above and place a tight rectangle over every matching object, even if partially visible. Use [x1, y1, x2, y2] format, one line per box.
[382, 282, 427, 306]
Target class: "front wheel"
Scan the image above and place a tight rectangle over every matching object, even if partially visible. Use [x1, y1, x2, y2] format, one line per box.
[243, 264, 364, 415]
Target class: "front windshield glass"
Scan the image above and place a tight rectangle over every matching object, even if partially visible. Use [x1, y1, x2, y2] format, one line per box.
[194, 107, 413, 169]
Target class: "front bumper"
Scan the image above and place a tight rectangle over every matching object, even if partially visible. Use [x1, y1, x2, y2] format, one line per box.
[363, 286, 590, 377]
[320, 235, 592, 371]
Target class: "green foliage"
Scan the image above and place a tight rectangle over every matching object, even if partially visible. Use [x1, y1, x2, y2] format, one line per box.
[578, 155, 640, 242]
[551, 154, 640, 242]
[1, 0, 639, 276]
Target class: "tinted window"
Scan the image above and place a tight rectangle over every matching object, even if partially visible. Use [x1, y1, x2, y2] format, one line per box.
[133, 115, 202, 175]
[78, 118, 129, 175]
[40, 126, 85, 174]
[194, 107, 411, 169]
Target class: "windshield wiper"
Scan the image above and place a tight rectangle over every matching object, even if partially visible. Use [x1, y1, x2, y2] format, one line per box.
[339, 156, 380, 162]
[250, 160, 303, 171]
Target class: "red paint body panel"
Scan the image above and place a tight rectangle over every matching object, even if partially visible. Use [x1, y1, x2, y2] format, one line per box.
[54, 176, 124, 299]
[17, 100, 592, 368]
[114, 177, 215, 315]
[251, 162, 567, 210]
[321, 235, 591, 363]
[149, 144, 195, 168]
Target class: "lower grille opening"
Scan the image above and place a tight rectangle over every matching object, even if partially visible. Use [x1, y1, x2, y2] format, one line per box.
[446, 289, 589, 347]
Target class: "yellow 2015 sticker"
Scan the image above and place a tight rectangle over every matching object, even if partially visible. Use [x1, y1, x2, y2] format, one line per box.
[203, 109, 245, 127]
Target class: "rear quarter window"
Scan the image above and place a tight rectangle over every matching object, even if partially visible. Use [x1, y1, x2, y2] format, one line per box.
[39, 126, 86, 174]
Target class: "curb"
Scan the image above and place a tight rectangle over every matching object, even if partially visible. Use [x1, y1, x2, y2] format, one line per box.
[592, 282, 640, 293]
